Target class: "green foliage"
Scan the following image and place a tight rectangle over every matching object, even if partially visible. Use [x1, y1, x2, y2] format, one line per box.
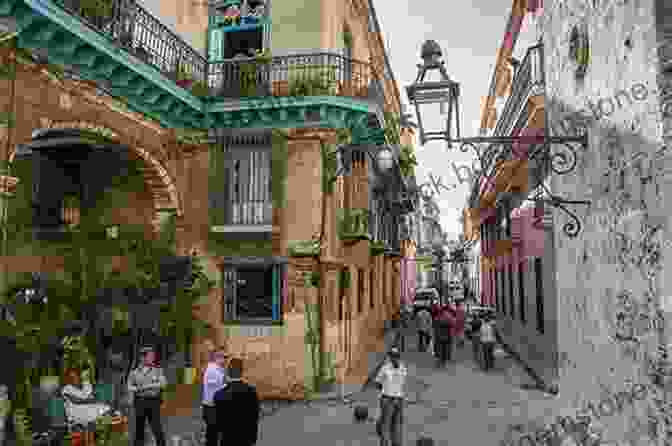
[190, 80, 210, 97]
[271, 130, 288, 208]
[339, 269, 351, 289]
[370, 240, 386, 256]
[240, 50, 272, 97]
[342, 28, 353, 49]
[337, 208, 370, 241]
[398, 144, 418, 177]
[288, 65, 338, 96]
[79, 0, 113, 18]
[383, 111, 401, 146]
[176, 63, 193, 81]
[208, 233, 272, 257]
[321, 143, 338, 193]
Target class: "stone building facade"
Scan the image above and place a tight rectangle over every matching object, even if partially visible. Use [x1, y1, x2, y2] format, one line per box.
[0, 0, 415, 403]
[467, 0, 672, 445]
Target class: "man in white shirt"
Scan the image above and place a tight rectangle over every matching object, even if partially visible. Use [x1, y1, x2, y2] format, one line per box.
[374, 347, 407, 446]
[202, 347, 229, 446]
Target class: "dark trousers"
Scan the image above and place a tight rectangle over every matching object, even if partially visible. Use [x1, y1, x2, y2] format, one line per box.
[482, 342, 495, 370]
[393, 330, 405, 353]
[203, 405, 220, 446]
[436, 337, 453, 364]
[471, 337, 481, 365]
[417, 331, 431, 352]
[133, 397, 166, 446]
[376, 395, 403, 446]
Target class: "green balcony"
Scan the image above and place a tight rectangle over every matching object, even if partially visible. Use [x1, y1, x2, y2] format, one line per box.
[0, 0, 385, 135]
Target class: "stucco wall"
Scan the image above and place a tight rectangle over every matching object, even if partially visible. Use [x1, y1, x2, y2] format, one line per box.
[271, 0, 322, 52]
[542, 0, 670, 444]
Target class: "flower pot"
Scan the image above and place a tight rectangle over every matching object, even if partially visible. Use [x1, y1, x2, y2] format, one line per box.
[176, 79, 194, 89]
[39, 376, 60, 395]
[272, 80, 289, 96]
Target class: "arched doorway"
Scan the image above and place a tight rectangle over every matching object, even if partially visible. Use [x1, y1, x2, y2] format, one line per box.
[9, 122, 183, 223]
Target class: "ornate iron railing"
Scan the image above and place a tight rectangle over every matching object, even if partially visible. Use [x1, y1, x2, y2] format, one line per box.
[54, 0, 207, 85]
[208, 52, 375, 99]
[494, 44, 544, 137]
[49, 0, 382, 99]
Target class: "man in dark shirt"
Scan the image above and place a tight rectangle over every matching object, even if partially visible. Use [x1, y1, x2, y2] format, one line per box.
[214, 357, 260, 446]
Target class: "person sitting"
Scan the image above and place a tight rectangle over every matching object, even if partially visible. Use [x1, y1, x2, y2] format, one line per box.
[61, 369, 112, 430]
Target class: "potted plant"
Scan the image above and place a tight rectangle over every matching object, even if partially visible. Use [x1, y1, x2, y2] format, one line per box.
[240, 49, 271, 97]
[175, 64, 194, 89]
[190, 80, 210, 97]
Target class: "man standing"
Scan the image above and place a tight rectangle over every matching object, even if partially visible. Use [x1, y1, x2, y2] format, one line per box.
[214, 358, 260, 446]
[128, 346, 167, 446]
[374, 347, 406, 446]
[202, 348, 229, 446]
[480, 315, 497, 371]
[416, 309, 432, 353]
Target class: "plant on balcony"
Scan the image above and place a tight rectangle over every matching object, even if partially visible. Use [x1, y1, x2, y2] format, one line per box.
[288, 64, 338, 96]
[175, 64, 194, 89]
[321, 143, 338, 193]
[190, 80, 210, 97]
[337, 208, 370, 242]
[398, 144, 418, 178]
[240, 49, 271, 97]
[287, 239, 321, 257]
[78, 0, 113, 19]
[370, 240, 386, 256]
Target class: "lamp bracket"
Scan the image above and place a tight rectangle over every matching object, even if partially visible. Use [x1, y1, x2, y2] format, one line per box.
[449, 133, 591, 238]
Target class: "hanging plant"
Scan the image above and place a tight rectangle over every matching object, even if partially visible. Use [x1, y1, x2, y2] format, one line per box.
[569, 24, 590, 77]
[342, 27, 353, 49]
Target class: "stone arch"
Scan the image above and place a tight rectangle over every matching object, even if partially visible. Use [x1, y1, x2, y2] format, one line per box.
[9, 119, 183, 219]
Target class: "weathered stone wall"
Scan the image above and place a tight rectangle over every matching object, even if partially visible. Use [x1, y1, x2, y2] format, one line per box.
[543, 0, 671, 444]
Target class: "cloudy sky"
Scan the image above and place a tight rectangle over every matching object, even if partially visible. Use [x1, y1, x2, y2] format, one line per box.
[140, 0, 540, 241]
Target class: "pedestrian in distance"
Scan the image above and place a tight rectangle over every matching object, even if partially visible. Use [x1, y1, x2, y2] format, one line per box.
[430, 302, 442, 358]
[374, 347, 406, 446]
[453, 301, 466, 348]
[201, 347, 229, 446]
[391, 311, 406, 353]
[214, 357, 260, 446]
[128, 345, 167, 446]
[480, 315, 497, 371]
[469, 315, 483, 367]
[435, 306, 455, 367]
[416, 309, 433, 353]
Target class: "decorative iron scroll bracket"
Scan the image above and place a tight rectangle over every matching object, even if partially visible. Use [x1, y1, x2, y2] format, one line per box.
[443, 133, 591, 238]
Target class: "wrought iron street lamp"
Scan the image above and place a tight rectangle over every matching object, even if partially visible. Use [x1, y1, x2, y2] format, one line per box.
[406, 40, 591, 238]
[333, 144, 396, 179]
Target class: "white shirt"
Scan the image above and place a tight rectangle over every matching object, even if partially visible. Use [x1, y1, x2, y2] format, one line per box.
[202, 363, 228, 406]
[375, 361, 407, 398]
[480, 321, 496, 343]
[62, 384, 111, 426]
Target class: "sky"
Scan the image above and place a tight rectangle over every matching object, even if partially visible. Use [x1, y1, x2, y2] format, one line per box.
[138, 0, 540, 242]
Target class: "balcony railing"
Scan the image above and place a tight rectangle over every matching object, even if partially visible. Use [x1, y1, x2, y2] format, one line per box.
[208, 52, 375, 99]
[54, 0, 207, 83]
[32, 0, 386, 104]
[493, 44, 544, 137]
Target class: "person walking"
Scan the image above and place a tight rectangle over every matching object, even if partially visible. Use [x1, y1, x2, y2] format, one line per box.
[480, 315, 497, 371]
[391, 311, 406, 353]
[128, 346, 167, 446]
[374, 347, 406, 446]
[454, 301, 466, 349]
[214, 357, 260, 446]
[435, 306, 455, 367]
[202, 347, 229, 446]
[416, 309, 432, 353]
[469, 315, 483, 367]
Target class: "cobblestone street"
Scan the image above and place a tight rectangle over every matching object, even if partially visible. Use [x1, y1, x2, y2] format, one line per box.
[148, 329, 561, 446]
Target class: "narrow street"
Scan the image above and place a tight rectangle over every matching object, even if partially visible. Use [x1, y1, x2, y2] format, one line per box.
[155, 322, 559, 446]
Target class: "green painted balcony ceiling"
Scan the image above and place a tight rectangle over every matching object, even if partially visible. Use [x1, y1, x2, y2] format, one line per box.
[0, 0, 384, 139]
